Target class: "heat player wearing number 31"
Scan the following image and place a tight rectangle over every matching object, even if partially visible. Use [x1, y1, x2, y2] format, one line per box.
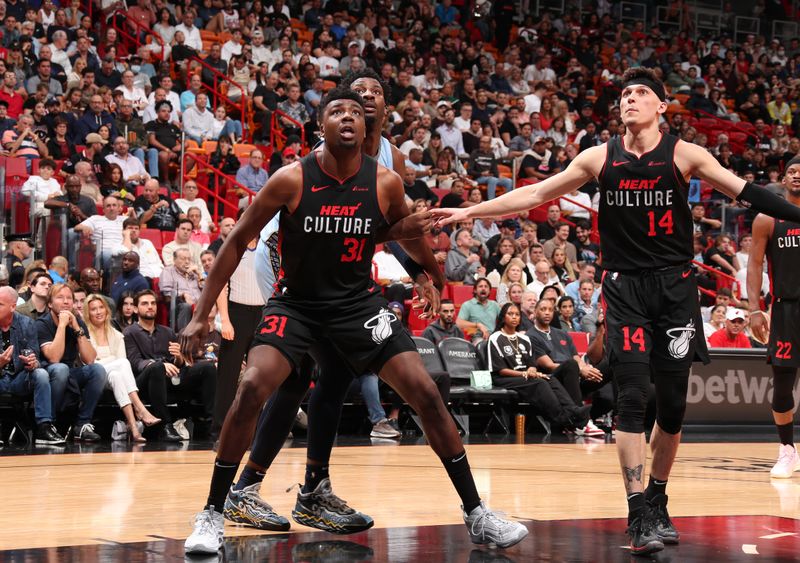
[433, 67, 800, 556]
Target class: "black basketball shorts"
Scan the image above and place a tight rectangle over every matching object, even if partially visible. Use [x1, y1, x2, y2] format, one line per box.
[601, 263, 710, 373]
[768, 300, 800, 368]
[251, 289, 416, 375]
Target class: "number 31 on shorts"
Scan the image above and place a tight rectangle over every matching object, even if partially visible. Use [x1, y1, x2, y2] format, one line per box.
[259, 315, 288, 337]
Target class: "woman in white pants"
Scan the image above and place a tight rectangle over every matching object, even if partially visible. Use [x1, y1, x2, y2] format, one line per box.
[84, 294, 160, 441]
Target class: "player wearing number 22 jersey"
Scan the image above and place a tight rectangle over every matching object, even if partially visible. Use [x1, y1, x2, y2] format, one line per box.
[598, 133, 709, 369]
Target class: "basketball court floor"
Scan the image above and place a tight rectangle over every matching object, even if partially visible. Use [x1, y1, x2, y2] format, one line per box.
[1, 432, 799, 562]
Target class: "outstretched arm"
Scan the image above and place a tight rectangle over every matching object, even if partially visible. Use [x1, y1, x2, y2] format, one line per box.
[680, 141, 800, 223]
[747, 213, 772, 343]
[431, 144, 605, 225]
[180, 163, 301, 357]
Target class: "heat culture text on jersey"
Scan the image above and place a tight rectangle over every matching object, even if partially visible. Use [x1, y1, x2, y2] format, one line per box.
[598, 133, 693, 271]
[767, 219, 800, 300]
[277, 152, 381, 301]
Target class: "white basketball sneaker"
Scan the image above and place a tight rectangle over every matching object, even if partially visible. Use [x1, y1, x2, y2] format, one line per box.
[185, 506, 224, 554]
[770, 444, 800, 479]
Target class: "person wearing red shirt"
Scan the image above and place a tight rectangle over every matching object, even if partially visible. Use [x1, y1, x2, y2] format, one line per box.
[707, 308, 752, 349]
[0, 70, 25, 118]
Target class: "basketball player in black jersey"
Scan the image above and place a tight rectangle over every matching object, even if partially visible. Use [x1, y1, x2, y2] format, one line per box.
[433, 67, 800, 556]
[182, 88, 528, 555]
[748, 156, 800, 479]
[221, 70, 442, 535]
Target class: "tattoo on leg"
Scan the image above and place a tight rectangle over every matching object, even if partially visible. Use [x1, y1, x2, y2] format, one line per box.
[624, 464, 643, 485]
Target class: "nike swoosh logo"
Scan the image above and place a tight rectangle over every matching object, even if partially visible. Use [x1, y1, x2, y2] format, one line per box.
[311, 185, 333, 192]
[612, 160, 629, 167]
[450, 453, 466, 463]
[682, 270, 691, 278]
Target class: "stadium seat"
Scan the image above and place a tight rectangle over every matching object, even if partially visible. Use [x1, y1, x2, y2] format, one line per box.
[449, 284, 473, 306]
[568, 332, 590, 355]
[140, 228, 163, 252]
[233, 143, 257, 157]
[5, 157, 28, 188]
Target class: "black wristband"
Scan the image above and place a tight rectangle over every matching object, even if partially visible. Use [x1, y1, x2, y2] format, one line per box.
[737, 181, 800, 223]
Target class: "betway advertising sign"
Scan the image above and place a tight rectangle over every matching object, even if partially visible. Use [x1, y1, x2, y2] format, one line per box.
[685, 349, 793, 423]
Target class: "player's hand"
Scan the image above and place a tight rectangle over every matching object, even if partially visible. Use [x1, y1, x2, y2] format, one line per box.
[431, 207, 470, 227]
[221, 319, 235, 340]
[749, 310, 769, 344]
[400, 210, 433, 239]
[413, 281, 440, 320]
[579, 363, 603, 382]
[179, 317, 208, 365]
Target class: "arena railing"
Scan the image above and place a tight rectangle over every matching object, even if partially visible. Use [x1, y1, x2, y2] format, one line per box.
[188, 56, 249, 142]
[691, 259, 741, 298]
[181, 152, 257, 225]
[110, 10, 166, 62]
[270, 110, 306, 155]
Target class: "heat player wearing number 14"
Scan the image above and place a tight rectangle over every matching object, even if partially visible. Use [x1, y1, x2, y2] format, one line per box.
[432, 67, 800, 556]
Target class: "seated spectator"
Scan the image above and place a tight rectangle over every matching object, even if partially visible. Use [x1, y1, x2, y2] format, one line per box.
[210, 105, 243, 144]
[542, 223, 578, 271]
[456, 277, 499, 342]
[536, 204, 563, 241]
[519, 137, 559, 181]
[37, 283, 107, 442]
[488, 302, 590, 431]
[235, 149, 268, 208]
[707, 308, 752, 349]
[124, 290, 215, 441]
[45, 117, 75, 160]
[47, 256, 68, 285]
[559, 187, 592, 220]
[3, 114, 48, 167]
[175, 181, 214, 234]
[372, 244, 412, 304]
[703, 304, 727, 344]
[554, 295, 580, 332]
[472, 217, 500, 245]
[74, 161, 104, 203]
[134, 178, 182, 231]
[508, 122, 534, 157]
[277, 82, 310, 140]
[21, 158, 61, 218]
[75, 94, 117, 144]
[187, 207, 211, 248]
[145, 101, 182, 187]
[84, 294, 159, 442]
[496, 258, 531, 305]
[486, 235, 520, 278]
[691, 203, 722, 237]
[114, 99, 152, 176]
[182, 92, 215, 144]
[421, 299, 464, 345]
[704, 233, 739, 276]
[179, 73, 206, 113]
[573, 220, 600, 264]
[44, 175, 99, 265]
[160, 247, 202, 330]
[550, 247, 576, 285]
[468, 135, 512, 200]
[15, 272, 52, 321]
[115, 292, 138, 331]
[110, 252, 150, 303]
[162, 218, 203, 268]
[208, 137, 241, 213]
[143, 87, 182, 125]
[402, 166, 438, 206]
[446, 228, 484, 284]
[200, 249, 215, 281]
[526, 260, 561, 297]
[439, 179, 473, 209]
[113, 217, 164, 279]
[208, 217, 235, 255]
[73, 196, 127, 272]
[100, 163, 135, 203]
[0, 286, 65, 445]
[62, 133, 108, 179]
[573, 279, 597, 325]
[105, 136, 150, 186]
[565, 263, 599, 303]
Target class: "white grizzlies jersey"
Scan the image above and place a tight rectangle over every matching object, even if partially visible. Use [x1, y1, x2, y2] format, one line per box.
[255, 213, 282, 303]
[254, 138, 394, 301]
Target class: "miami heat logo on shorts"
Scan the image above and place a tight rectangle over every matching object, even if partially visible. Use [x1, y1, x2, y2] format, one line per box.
[363, 308, 398, 344]
[666, 320, 696, 359]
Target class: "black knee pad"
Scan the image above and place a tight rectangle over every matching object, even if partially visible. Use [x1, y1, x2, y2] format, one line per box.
[614, 363, 650, 434]
[772, 366, 798, 413]
[654, 372, 689, 434]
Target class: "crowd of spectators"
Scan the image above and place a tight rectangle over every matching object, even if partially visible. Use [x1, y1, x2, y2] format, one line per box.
[4, 0, 799, 442]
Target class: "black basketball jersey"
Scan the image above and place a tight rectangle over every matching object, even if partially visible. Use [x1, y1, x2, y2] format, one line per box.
[277, 151, 381, 301]
[767, 218, 800, 300]
[597, 133, 693, 271]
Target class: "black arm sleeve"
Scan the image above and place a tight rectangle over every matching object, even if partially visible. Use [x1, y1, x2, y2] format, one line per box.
[737, 182, 800, 223]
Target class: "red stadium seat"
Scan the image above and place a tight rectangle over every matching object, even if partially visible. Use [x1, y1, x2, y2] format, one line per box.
[568, 332, 590, 355]
[161, 230, 175, 245]
[140, 228, 163, 252]
[449, 284, 473, 306]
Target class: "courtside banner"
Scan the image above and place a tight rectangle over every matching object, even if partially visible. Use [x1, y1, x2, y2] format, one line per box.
[685, 349, 792, 423]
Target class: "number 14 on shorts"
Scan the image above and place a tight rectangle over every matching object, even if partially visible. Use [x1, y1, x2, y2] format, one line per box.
[623, 326, 647, 352]
[260, 315, 288, 337]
